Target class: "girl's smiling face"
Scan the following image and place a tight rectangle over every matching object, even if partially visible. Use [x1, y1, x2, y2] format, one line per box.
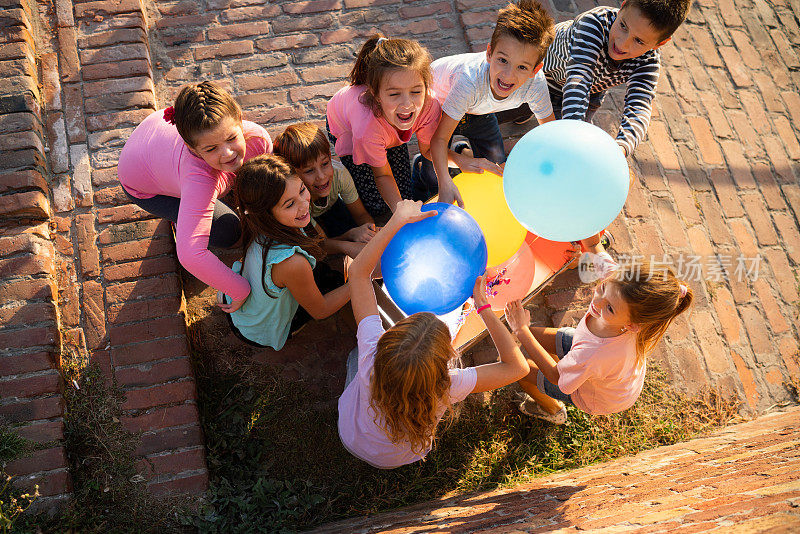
[376, 68, 427, 131]
[189, 115, 247, 172]
[297, 153, 334, 201]
[588, 279, 635, 334]
[271, 175, 311, 228]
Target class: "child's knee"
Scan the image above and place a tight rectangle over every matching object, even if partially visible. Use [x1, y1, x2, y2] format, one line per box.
[520, 361, 539, 381]
[210, 213, 241, 248]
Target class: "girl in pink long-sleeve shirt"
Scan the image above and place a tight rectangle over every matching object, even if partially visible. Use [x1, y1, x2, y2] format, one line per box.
[117, 81, 272, 312]
[505, 238, 694, 424]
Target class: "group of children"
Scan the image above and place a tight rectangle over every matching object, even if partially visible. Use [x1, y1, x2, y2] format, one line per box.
[118, 0, 693, 468]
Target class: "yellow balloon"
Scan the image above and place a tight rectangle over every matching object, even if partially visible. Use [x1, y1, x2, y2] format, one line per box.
[453, 172, 527, 267]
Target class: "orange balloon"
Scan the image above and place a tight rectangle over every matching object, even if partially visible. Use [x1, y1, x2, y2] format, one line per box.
[453, 171, 527, 267]
[485, 241, 536, 311]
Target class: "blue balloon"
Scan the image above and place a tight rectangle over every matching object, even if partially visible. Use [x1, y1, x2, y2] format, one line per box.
[381, 203, 488, 316]
[503, 120, 630, 242]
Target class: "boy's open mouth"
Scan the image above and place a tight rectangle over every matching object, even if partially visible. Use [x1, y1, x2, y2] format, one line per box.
[496, 79, 514, 91]
[396, 111, 414, 122]
[314, 179, 331, 193]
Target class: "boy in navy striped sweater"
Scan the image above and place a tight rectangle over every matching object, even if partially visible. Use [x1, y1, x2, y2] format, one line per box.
[541, 0, 690, 157]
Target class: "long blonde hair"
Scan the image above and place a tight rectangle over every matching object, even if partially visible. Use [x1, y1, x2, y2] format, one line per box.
[371, 312, 456, 455]
[609, 261, 694, 362]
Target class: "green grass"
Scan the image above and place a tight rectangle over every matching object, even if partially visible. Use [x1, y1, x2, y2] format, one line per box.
[0, 423, 32, 466]
[184, 336, 740, 532]
[0, 422, 38, 533]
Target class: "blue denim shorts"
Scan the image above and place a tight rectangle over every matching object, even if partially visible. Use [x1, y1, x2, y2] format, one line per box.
[536, 327, 576, 405]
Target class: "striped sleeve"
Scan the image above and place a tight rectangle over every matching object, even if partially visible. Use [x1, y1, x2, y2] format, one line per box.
[560, 13, 607, 123]
[616, 58, 660, 156]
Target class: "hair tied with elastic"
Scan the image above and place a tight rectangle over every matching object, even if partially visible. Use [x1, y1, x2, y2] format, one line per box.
[163, 106, 176, 124]
[376, 37, 388, 44]
[679, 284, 688, 298]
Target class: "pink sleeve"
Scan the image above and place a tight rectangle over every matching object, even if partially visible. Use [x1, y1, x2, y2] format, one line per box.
[413, 98, 442, 148]
[242, 120, 273, 156]
[556, 347, 598, 394]
[351, 121, 390, 168]
[176, 171, 251, 300]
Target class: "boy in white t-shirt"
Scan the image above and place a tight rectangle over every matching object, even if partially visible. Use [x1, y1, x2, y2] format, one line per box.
[415, 0, 557, 205]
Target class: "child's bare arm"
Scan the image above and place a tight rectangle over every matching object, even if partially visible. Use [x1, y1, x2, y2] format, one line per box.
[472, 278, 529, 393]
[370, 163, 403, 212]
[322, 238, 365, 259]
[274, 254, 350, 320]
[349, 200, 436, 324]
[505, 300, 560, 385]
[430, 114, 463, 207]
[345, 198, 375, 227]
[538, 112, 556, 124]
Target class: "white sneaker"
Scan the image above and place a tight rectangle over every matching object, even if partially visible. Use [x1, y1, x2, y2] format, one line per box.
[518, 395, 568, 425]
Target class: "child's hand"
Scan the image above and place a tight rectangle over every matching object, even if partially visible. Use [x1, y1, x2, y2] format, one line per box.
[472, 273, 489, 309]
[438, 177, 465, 208]
[393, 199, 436, 225]
[504, 300, 530, 334]
[456, 154, 503, 177]
[348, 222, 378, 243]
[217, 291, 246, 313]
[579, 232, 605, 255]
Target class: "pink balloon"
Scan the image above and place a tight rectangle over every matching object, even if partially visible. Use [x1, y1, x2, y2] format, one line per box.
[485, 241, 536, 311]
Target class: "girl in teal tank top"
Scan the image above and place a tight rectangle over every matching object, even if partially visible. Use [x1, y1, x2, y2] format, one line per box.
[221, 155, 351, 350]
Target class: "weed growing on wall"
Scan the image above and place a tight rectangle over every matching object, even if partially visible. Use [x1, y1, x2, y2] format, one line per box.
[15, 366, 187, 533]
[0, 423, 38, 533]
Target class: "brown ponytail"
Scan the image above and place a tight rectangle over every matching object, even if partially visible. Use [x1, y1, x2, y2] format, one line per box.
[349, 34, 433, 117]
[610, 262, 694, 363]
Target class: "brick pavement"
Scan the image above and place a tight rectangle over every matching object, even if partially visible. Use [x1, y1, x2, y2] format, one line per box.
[312, 405, 800, 533]
[0, 0, 797, 512]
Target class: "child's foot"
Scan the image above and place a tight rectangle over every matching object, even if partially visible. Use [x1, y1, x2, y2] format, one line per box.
[518, 394, 568, 425]
[452, 140, 471, 155]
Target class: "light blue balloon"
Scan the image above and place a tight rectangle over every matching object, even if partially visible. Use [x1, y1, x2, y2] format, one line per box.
[503, 120, 630, 242]
[381, 203, 487, 316]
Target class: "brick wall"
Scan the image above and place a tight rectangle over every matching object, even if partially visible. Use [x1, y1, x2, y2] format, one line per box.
[148, 0, 472, 132]
[0, 0, 71, 509]
[47, 0, 209, 496]
[1, 0, 209, 505]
